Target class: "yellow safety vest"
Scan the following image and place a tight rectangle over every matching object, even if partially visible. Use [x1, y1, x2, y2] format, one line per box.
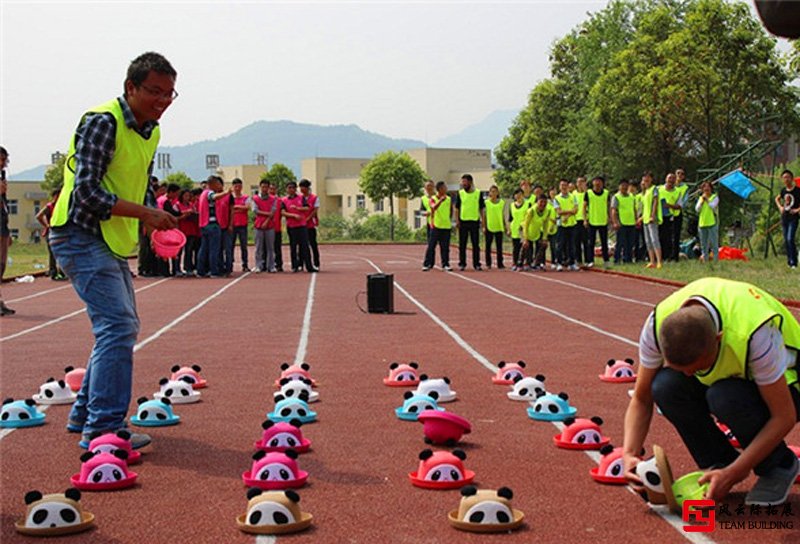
[698, 194, 718, 228]
[642, 186, 663, 225]
[615, 192, 636, 226]
[509, 202, 527, 240]
[573, 190, 586, 221]
[661, 186, 682, 217]
[555, 193, 577, 228]
[586, 189, 609, 226]
[432, 196, 452, 229]
[485, 199, 505, 233]
[653, 278, 800, 389]
[458, 189, 480, 221]
[51, 99, 159, 257]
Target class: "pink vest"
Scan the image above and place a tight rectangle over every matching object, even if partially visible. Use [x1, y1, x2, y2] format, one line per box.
[198, 189, 212, 228]
[233, 195, 249, 227]
[216, 194, 232, 229]
[283, 195, 307, 229]
[305, 193, 319, 228]
[252, 194, 277, 230]
[156, 194, 167, 210]
[177, 201, 199, 237]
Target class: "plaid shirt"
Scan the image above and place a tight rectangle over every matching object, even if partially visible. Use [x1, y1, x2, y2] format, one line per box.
[67, 96, 158, 236]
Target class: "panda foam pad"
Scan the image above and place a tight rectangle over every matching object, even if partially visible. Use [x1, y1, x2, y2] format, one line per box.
[275, 378, 319, 403]
[507, 375, 547, 402]
[527, 392, 577, 422]
[63, 366, 86, 393]
[70, 450, 137, 491]
[153, 377, 201, 404]
[383, 361, 421, 387]
[130, 397, 180, 427]
[170, 364, 207, 389]
[599, 358, 637, 383]
[634, 446, 670, 507]
[242, 449, 309, 490]
[0, 398, 46, 428]
[273, 363, 317, 388]
[15, 488, 95, 537]
[491, 360, 527, 385]
[267, 396, 317, 424]
[395, 392, 445, 421]
[413, 375, 457, 403]
[590, 445, 627, 485]
[448, 486, 524, 533]
[32, 378, 77, 405]
[255, 419, 311, 453]
[237, 488, 312, 535]
[553, 417, 610, 450]
[409, 449, 475, 489]
[417, 410, 472, 446]
[85, 430, 142, 464]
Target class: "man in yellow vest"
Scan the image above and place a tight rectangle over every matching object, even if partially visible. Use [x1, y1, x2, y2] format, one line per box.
[522, 194, 553, 270]
[583, 176, 611, 268]
[611, 179, 637, 264]
[484, 185, 507, 269]
[455, 173, 485, 271]
[573, 176, 591, 265]
[553, 179, 579, 271]
[423, 181, 453, 271]
[420, 179, 435, 269]
[624, 278, 800, 505]
[48, 52, 178, 449]
[674, 168, 689, 260]
[659, 173, 683, 262]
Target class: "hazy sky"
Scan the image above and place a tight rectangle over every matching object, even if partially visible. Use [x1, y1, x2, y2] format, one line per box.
[1, 0, 612, 172]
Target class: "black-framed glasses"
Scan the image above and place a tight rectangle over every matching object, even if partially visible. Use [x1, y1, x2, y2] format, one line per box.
[139, 84, 179, 100]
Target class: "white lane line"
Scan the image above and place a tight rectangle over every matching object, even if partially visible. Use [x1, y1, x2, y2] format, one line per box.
[386, 260, 409, 264]
[329, 260, 356, 265]
[0, 278, 172, 343]
[294, 274, 317, 365]
[0, 275, 247, 443]
[256, 274, 316, 544]
[451, 272, 638, 348]
[6, 284, 73, 303]
[520, 271, 657, 307]
[362, 256, 713, 544]
[134, 274, 250, 353]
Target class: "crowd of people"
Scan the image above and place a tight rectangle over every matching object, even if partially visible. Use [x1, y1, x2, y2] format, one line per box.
[420, 170, 729, 272]
[135, 176, 321, 277]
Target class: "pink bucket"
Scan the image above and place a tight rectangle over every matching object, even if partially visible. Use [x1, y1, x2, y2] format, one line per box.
[151, 229, 186, 259]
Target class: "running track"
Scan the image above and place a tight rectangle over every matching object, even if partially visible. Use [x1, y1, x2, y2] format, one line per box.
[1, 244, 798, 543]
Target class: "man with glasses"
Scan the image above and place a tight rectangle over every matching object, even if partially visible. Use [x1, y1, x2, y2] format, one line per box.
[49, 52, 178, 450]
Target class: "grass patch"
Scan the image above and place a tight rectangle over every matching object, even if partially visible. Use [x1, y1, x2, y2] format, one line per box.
[612, 257, 800, 301]
[5, 242, 50, 278]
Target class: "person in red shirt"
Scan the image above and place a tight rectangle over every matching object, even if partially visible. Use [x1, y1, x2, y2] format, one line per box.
[282, 181, 316, 273]
[176, 188, 199, 276]
[298, 179, 320, 270]
[231, 178, 251, 272]
[251, 179, 278, 272]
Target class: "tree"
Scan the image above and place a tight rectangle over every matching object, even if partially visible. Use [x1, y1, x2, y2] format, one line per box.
[164, 171, 195, 189]
[41, 154, 66, 193]
[358, 150, 426, 240]
[260, 163, 296, 194]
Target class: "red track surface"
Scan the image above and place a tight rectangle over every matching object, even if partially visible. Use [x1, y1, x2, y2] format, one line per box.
[1, 244, 798, 543]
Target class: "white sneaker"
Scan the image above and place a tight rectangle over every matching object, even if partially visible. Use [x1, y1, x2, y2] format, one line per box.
[569, 264, 579, 271]
[586, 262, 594, 268]
[556, 264, 563, 272]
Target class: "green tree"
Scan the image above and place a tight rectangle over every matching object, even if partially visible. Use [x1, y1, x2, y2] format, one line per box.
[358, 150, 426, 240]
[164, 171, 195, 189]
[41, 154, 66, 193]
[260, 163, 296, 194]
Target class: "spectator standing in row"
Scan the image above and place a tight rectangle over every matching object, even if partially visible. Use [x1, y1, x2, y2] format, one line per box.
[158, 183, 181, 276]
[674, 168, 690, 259]
[216, 179, 235, 275]
[422, 181, 452, 271]
[252, 180, 278, 273]
[283, 181, 315, 273]
[776, 169, 800, 269]
[695, 181, 719, 263]
[611, 179, 637, 264]
[522, 194, 553, 270]
[584, 176, 610, 268]
[0, 146, 14, 316]
[197, 175, 230, 277]
[176, 189, 199, 276]
[420, 179, 435, 245]
[508, 188, 527, 271]
[554, 178, 579, 271]
[231, 178, 251, 272]
[455, 173, 485, 271]
[573, 176, 591, 265]
[484, 185, 506, 269]
[299, 179, 320, 271]
[659, 173, 683, 262]
[640, 172, 663, 269]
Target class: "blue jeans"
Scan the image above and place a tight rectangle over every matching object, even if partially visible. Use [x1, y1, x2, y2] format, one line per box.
[782, 216, 798, 267]
[197, 223, 222, 276]
[699, 225, 719, 261]
[614, 225, 635, 263]
[652, 367, 800, 475]
[49, 224, 139, 435]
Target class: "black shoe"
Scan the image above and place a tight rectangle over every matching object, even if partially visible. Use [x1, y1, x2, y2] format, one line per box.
[0, 303, 15, 316]
[458, 265, 466, 271]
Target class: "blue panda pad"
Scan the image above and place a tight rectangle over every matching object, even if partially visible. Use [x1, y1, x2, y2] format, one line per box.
[527, 406, 577, 422]
[267, 399, 317, 424]
[130, 400, 180, 427]
[0, 401, 46, 428]
[395, 395, 445, 421]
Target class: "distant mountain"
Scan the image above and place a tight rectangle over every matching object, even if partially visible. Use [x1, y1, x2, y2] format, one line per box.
[433, 109, 520, 152]
[12, 120, 427, 181]
[10, 164, 49, 181]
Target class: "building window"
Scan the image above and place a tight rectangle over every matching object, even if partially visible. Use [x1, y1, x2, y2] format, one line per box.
[356, 194, 365, 209]
[10, 228, 19, 239]
[374, 199, 384, 212]
[347, 195, 352, 208]
[414, 210, 423, 229]
[33, 200, 41, 214]
[7, 199, 18, 215]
